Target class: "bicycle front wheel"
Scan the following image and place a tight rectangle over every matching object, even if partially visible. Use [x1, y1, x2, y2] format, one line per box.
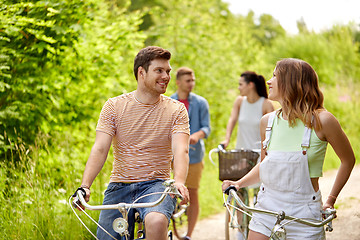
[171, 199, 188, 239]
[225, 188, 250, 240]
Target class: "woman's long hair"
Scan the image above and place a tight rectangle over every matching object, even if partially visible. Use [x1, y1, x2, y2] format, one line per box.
[276, 58, 324, 130]
[241, 71, 268, 98]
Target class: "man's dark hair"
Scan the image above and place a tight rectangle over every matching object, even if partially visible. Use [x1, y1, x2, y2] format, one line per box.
[134, 46, 171, 80]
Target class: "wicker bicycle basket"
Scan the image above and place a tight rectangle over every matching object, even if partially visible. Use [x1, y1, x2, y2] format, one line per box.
[218, 149, 259, 181]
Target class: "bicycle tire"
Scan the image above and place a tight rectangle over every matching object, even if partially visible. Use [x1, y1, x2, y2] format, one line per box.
[171, 198, 188, 239]
[225, 188, 250, 240]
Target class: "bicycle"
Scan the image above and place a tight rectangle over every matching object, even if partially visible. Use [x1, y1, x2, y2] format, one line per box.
[223, 185, 336, 240]
[171, 197, 189, 239]
[209, 144, 259, 240]
[70, 179, 183, 240]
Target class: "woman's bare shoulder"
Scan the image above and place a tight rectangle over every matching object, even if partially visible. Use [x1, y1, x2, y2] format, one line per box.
[233, 95, 244, 106]
[316, 110, 342, 140]
[318, 110, 338, 126]
[263, 99, 275, 113]
[260, 111, 276, 126]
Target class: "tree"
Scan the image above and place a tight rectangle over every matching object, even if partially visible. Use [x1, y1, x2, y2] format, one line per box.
[0, 0, 87, 161]
[0, 0, 146, 162]
[297, 17, 309, 34]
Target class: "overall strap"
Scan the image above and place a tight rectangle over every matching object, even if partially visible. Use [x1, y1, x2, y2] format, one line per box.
[301, 116, 314, 155]
[262, 111, 276, 150]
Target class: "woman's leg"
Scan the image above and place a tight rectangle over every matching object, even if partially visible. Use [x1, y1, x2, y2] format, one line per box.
[248, 230, 269, 240]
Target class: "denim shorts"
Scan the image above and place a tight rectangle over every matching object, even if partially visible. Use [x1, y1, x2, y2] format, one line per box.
[96, 179, 176, 240]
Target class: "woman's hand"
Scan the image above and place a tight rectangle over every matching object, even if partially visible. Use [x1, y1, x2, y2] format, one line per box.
[323, 195, 337, 218]
[220, 140, 229, 149]
[222, 180, 238, 192]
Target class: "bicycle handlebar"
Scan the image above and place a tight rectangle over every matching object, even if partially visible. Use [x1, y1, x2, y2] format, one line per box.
[224, 186, 336, 229]
[73, 179, 182, 211]
[208, 144, 224, 165]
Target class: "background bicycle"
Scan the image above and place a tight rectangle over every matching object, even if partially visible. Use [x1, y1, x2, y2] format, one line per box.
[171, 198, 189, 239]
[224, 186, 336, 240]
[209, 144, 259, 240]
[70, 179, 182, 240]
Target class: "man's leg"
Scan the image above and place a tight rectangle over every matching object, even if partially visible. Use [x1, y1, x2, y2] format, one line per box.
[138, 180, 176, 240]
[186, 187, 199, 238]
[144, 212, 169, 240]
[183, 161, 204, 239]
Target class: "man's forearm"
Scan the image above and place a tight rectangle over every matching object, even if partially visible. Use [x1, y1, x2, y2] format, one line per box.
[172, 133, 190, 185]
[81, 159, 106, 188]
[81, 148, 108, 187]
[173, 153, 189, 185]
[81, 131, 112, 188]
[192, 130, 206, 140]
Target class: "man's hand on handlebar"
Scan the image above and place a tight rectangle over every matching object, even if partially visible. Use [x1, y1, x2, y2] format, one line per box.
[72, 187, 91, 210]
[174, 182, 189, 205]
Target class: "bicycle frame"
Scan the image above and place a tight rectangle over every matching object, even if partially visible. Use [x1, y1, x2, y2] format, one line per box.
[71, 179, 182, 240]
[224, 186, 336, 240]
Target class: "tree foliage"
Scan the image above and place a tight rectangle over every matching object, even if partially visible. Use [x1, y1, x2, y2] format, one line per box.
[0, 0, 145, 162]
[0, 0, 86, 160]
[266, 25, 360, 85]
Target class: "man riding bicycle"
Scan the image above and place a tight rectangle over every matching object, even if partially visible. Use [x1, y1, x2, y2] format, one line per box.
[76, 46, 190, 240]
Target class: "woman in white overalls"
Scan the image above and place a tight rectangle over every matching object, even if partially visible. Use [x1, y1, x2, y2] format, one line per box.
[222, 58, 355, 239]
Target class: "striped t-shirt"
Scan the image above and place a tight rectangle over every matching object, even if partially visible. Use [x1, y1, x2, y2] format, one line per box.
[96, 91, 190, 182]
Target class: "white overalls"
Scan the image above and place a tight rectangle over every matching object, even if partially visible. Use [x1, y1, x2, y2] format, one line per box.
[249, 112, 325, 239]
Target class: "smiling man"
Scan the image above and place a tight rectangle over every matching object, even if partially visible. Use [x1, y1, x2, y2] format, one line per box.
[77, 46, 190, 240]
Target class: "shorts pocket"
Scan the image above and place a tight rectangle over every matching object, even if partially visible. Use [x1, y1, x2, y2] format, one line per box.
[306, 201, 322, 220]
[255, 186, 265, 206]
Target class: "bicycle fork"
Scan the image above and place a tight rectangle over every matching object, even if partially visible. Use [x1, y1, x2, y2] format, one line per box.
[270, 211, 286, 240]
[113, 207, 130, 237]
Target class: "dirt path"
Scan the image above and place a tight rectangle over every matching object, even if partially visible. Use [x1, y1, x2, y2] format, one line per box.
[189, 164, 360, 240]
